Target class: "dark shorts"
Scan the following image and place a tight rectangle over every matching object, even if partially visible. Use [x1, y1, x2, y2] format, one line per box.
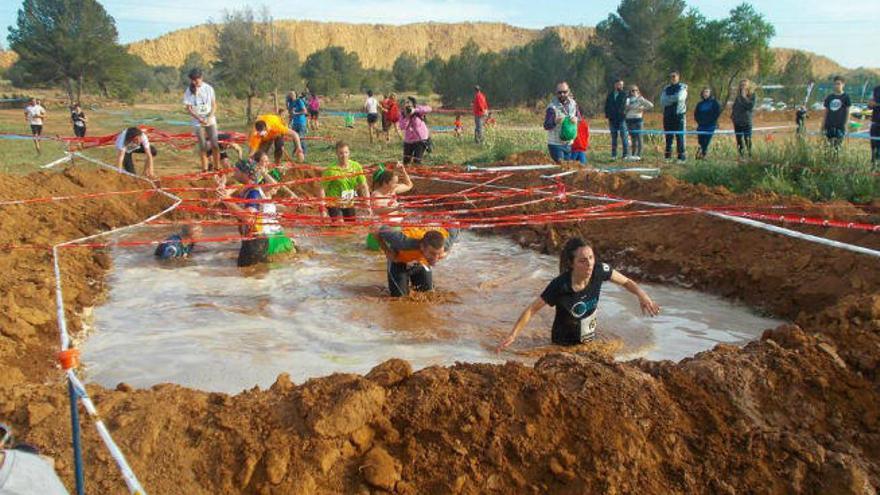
[367, 113, 379, 124]
[327, 207, 357, 221]
[825, 127, 845, 140]
[73, 126, 86, 138]
[308, 109, 319, 118]
[30, 125, 42, 136]
[238, 237, 269, 267]
[388, 261, 433, 297]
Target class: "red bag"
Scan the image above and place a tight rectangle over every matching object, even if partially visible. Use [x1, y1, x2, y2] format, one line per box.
[571, 119, 590, 152]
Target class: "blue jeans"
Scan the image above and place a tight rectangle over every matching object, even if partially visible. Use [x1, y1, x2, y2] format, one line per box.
[609, 120, 629, 158]
[570, 151, 587, 164]
[626, 118, 643, 157]
[697, 125, 716, 156]
[474, 115, 484, 143]
[547, 143, 571, 163]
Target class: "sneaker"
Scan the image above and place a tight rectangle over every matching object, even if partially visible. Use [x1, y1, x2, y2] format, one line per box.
[676, 159, 687, 164]
[610, 156, 619, 162]
[623, 156, 635, 162]
[633, 156, 642, 161]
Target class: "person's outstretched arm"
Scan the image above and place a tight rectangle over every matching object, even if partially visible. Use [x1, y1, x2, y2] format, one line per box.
[610, 270, 660, 316]
[497, 296, 546, 352]
[394, 163, 413, 194]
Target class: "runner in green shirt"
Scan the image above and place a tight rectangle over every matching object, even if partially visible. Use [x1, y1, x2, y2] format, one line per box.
[319, 140, 371, 222]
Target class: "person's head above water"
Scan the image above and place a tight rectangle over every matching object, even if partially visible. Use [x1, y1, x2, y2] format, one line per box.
[559, 237, 595, 276]
[420, 230, 448, 266]
[372, 166, 398, 191]
[234, 157, 259, 182]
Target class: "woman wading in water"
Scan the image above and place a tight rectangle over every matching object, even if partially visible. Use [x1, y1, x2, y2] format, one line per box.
[497, 238, 660, 351]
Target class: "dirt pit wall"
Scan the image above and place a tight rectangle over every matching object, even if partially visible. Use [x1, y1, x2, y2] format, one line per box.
[0, 165, 878, 494]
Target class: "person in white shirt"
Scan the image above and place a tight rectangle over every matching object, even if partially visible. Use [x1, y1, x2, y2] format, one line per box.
[23, 98, 47, 154]
[183, 68, 219, 173]
[0, 423, 69, 495]
[115, 127, 156, 177]
[364, 90, 380, 144]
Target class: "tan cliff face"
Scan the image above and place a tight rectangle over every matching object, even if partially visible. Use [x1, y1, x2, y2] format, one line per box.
[125, 21, 595, 70]
[0, 21, 874, 78]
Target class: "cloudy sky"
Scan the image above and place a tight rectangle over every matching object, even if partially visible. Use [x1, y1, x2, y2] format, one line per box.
[2, 0, 877, 68]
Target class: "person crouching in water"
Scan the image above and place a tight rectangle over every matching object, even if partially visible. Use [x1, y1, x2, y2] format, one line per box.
[219, 152, 295, 267]
[497, 237, 660, 351]
[155, 224, 202, 260]
[378, 226, 459, 297]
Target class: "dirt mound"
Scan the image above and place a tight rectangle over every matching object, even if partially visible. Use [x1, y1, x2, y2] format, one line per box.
[1, 167, 879, 494]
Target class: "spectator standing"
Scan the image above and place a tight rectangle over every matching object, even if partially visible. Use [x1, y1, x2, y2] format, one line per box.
[604, 79, 629, 160]
[694, 87, 722, 159]
[823, 76, 852, 152]
[183, 68, 220, 172]
[473, 85, 489, 144]
[660, 71, 688, 162]
[731, 79, 756, 159]
[624, 85, 653, 161]
[869, 84, 879, 167]
[543, 82, 579, 164]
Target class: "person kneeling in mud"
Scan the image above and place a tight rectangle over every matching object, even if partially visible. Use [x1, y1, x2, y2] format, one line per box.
[154, 224, 202, 260]
[219, 153, 295, 267]
[497, 237, 660, 351]
[377, 226, 459, 297]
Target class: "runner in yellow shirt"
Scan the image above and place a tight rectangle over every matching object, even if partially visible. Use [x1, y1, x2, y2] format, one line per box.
[248, 113, 305, 164]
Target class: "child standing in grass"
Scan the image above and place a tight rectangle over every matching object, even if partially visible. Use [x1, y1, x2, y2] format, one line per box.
[453, 114, 463, 139]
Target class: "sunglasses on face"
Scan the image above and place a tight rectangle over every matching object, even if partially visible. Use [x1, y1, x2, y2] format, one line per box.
[557, 90, 569, 95]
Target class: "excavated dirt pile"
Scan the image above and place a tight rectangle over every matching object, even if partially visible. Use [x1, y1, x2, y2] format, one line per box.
[1, 165, 878, 494]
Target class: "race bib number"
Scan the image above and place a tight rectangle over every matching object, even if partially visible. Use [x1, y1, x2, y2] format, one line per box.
[196, 103, 211, 117]
[74, 121, 84, 127]
[340, 189, 356, 206]
[579, 312, 598, 343]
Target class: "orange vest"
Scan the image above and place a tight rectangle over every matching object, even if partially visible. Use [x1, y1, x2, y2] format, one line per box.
[384, 227, 450, 264]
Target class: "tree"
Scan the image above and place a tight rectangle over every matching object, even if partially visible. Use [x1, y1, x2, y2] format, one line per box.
[392, 53, 420, 92]
[301, 46, 364, 95]
[595, 0, 687, 98]
[779, 52, 814, 104]
[212, 7, 300, 123]
[666, 3, 775, 107]
[7, 0, 131, 102]
[434, 40, 486, 107]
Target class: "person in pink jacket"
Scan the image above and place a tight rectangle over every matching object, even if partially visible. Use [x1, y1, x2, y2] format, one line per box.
[398, 96, 432, 164]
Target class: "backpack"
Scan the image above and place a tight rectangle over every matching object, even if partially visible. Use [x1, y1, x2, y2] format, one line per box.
[559, 116, 577, 141]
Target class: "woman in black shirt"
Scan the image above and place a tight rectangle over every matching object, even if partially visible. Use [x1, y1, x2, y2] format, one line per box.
[497, 238, 660, 351]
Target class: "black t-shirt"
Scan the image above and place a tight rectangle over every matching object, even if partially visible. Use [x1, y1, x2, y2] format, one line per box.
[823, 93, 851, 130]
[541, 263, 614, 345]
[872, 86, 880, 124]
[71, 111, 86, 127]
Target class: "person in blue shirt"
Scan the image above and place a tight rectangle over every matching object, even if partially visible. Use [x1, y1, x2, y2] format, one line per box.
[287, 91, 309, 157]
[693, 87, 722, 159]
[154, 224, 201, 260]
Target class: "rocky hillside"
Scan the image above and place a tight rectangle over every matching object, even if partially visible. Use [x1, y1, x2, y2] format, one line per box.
[127, 21, 594, 70]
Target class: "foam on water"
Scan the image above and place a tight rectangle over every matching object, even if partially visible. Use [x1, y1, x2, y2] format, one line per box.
[80, 228, 783, 393]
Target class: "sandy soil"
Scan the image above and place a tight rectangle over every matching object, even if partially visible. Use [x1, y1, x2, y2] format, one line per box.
[0, 162, 878, 494]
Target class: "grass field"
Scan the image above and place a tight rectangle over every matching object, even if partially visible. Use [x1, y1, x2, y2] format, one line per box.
[1, 95, 876, 203]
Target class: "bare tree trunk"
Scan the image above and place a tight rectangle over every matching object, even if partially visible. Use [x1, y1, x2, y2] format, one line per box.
[77, 73, 84, 103]
[246, 93, 253, 124]
[64, 78, 74, 105]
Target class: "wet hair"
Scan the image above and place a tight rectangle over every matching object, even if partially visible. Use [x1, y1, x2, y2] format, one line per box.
[559, 237, 593, 274]
[373, 169, 394, 188]
[254, 120, 267, 132]
[335, 140, 349, 152]
[251, 150, 268, 163]
[421, 230, 446, 250]
[123, 127, 142, 142]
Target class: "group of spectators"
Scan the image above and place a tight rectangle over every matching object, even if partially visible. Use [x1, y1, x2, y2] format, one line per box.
[547, 71, 877, 165]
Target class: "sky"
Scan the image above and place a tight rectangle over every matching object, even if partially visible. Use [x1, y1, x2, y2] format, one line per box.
[1, 0, 877, 69]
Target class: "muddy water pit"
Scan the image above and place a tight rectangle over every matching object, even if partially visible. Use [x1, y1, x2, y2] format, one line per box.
[79, 228, 783, 393]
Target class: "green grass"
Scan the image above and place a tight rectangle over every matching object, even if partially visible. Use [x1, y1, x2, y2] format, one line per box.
[1, 96, 876, 205]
